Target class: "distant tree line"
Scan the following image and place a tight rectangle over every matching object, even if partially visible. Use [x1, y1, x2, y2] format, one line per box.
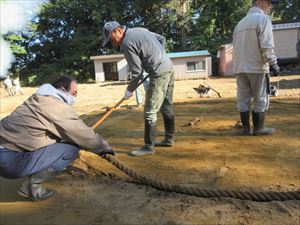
[4, 0, 299, 85]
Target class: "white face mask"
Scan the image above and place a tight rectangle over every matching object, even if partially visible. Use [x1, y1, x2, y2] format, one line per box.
[65, 93, 76, 105]
[61, 87, 76, 105]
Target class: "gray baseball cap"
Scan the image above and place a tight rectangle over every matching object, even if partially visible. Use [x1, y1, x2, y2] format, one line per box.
[102, 21, 121, 48]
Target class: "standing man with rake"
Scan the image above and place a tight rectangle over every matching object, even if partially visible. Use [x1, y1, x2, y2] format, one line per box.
[102, 21, 175, 156]
[233, 0, 280, 135]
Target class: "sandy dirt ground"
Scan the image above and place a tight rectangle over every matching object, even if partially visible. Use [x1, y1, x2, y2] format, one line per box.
[0, 75, 300, 225]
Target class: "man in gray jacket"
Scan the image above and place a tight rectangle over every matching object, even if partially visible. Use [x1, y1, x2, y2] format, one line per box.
[0, 76, 114, 201]
[233, 0, 280, 135]
[103, 21, 175, 156]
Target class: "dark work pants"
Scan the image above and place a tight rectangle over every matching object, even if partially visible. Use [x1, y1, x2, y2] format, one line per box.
[0, 143, 79, 179]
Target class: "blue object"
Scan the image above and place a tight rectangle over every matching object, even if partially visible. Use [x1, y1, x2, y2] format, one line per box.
[0, 143, 79, 179]
[167, 50, 210, 59]
[135, 73, 150, 106]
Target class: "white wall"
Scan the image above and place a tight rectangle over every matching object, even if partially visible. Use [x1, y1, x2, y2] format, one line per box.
[172, 56, 210, 80]
[94, 60, 105, 82]
[207, 56, 212, 76]
[273, 28, 299, 59]
[117, 59, 129, 81]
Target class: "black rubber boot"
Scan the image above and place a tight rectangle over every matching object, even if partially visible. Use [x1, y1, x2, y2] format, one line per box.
[252, 111, 275, 136]
[240, 111, 250, 135]
[155, 115, 175, 147]
[129, 121, 156, 156]
[18, 168, 55, 201]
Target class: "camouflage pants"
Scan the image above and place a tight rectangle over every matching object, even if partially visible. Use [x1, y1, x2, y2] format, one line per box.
[144, 71, 174, 123]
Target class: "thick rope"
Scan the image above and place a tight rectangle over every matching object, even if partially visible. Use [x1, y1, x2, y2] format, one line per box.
[101, 154, 300, 202]
[90, 76, 299, 202]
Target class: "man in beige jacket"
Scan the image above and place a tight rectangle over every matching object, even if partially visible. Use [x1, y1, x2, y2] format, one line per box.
[233, 0, 280, 136]
[0, 76, 114, 201]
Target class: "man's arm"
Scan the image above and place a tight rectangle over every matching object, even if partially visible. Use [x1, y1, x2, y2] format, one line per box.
[51, 108, 109, 153]
[258, 17, 277, 65]
[258, 16, 280, 75]
[123, 47, 144, 92]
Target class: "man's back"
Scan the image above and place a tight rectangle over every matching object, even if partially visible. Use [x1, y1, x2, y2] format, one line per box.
[121, 27, 173, 76]
[233, 6, 273, 74]
[0, 94, 73, 151]
[0, 91, 104, 152]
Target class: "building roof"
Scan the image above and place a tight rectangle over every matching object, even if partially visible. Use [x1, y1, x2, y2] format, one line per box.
[167, 50, 210, 58]
[90, 54, 124, 60]
[272, 22, 300, 30]
[90, 50, 210, 61]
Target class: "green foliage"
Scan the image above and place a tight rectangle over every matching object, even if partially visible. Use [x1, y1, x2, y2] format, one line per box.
[7, 0, 299, 83]
[26, 74, 38, 86]
[190, 0, 252, 54]
[272, 0, 300, 22]
[5, 34, 27, 55]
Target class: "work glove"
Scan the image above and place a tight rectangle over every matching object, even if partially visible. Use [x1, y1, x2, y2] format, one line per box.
[97, 140, 115, 156]
[124, 90, 133, 100]
[269, 64, 280, 76]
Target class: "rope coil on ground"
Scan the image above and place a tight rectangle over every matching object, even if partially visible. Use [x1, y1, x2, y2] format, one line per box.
[101, 154, 300, 202]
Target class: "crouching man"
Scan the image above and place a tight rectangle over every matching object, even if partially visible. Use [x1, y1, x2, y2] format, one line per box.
[0, 76, 114, 201]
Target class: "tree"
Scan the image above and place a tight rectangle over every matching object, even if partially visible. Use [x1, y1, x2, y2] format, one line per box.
[273, 0, 300, 22]
[8, 0, 298, 83]
[18, 0, 128, 84]
[188, 0, 252, 74]
[190, 0, 251, 53]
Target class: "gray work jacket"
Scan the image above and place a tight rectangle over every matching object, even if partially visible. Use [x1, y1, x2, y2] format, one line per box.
[120, 27, 173, 92]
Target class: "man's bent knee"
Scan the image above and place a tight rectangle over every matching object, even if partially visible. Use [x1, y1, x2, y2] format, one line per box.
[61, 144, 80, 160]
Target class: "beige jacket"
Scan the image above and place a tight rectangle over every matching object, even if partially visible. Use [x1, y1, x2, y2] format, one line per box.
[0, 86, 105, 153]
[233, 7, 277, 74]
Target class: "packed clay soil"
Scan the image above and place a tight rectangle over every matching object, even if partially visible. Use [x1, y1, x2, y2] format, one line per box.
[1, 75, 300, 225]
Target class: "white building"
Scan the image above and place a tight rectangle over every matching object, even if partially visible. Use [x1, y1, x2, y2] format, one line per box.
[90, 50, 212, 82]
[272, 22, 300, 60]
